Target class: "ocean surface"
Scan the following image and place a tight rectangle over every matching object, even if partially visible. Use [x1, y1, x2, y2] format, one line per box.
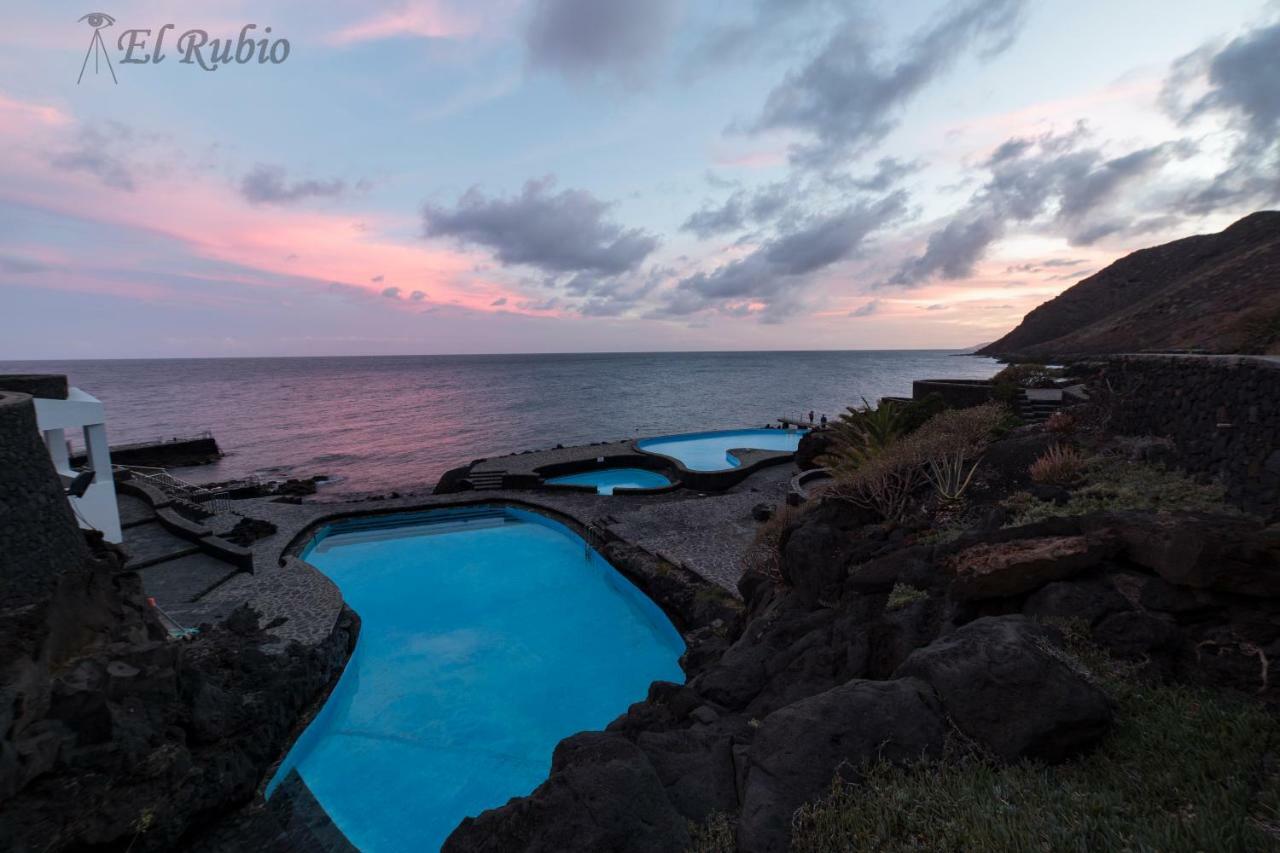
[1, 351, 999, 495]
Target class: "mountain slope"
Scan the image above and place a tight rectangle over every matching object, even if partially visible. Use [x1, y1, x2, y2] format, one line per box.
[979, 212, 1280, 357]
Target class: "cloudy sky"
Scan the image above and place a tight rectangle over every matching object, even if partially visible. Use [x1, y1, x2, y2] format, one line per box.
[2, 0, 1277, 358]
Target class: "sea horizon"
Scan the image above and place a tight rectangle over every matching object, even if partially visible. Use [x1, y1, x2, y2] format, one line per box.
[0, 350, 1000, 495]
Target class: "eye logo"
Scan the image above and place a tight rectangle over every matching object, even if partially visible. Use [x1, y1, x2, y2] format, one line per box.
[78, 12, 117, 84]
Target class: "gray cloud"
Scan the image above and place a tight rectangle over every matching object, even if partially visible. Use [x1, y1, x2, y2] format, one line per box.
[381, 286, 402, 298]
[490, 297, 508, 307]
[1163, 21, 1280, 213]
[682, 180, 794, 238]
[241, 164, 348, 205]
[423, 177, 659, 276]
[658, 191, 908, 321]
[0, 255, 51, 275]
[371, 274, 384, 283]
[50, 124, 135, 191]
[752, 0, 1027, 169]
[850, 299, 881, 317]
[891, 129, 1185, 286]
[410, 290, 426, 301]
[688, 0, 842, 72]
[847, 157, 927, 192]
[525, 0, 680, 82]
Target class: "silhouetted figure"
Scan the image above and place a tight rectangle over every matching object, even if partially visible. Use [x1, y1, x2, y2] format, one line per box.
[808, 410, 814, 424]
[820, 414, 828, 428]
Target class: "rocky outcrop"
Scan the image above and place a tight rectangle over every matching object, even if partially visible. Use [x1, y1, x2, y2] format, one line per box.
[737, 677, 947, 853]
[980, 211, 1280, 357]
[443, 732, 691, 853]
[793, 430, 832, 471]
[945, 533, 1116, 600]
[893, 617, 1113, 762]
[0, 389, 358, 853]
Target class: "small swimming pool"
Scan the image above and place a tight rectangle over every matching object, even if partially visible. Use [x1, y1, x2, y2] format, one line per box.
[636, 428, 806, 472]
[267, 506, 685, 852]
[545, 467, 672, 494]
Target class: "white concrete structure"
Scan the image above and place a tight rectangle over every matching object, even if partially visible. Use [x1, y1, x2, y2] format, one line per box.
[32, 387, 123, 543]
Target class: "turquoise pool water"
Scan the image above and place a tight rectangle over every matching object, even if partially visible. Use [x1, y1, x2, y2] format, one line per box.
[636, 428, 806, 472]
[266, 506, 685, 852]
[545, 467, 672, 494]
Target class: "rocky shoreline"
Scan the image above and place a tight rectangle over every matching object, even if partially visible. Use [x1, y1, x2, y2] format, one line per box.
[3, 358, 1279, 852]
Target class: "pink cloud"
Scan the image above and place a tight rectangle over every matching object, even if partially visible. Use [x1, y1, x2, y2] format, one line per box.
[0, 93, 71, 130]
[0, 94, 536, 315]
[326, 1, 509, 46]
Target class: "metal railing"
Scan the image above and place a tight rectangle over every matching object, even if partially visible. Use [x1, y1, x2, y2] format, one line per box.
[117, 465, 258, 515]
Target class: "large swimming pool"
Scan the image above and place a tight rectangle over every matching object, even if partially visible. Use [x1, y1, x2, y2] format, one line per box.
[267, 506, 685, 852]
[636, 428, 806, 472]
[545, 467, 672, 494]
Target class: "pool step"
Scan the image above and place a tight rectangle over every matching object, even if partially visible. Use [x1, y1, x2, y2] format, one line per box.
[468, 469, 507, 490]
[313, 507, 513, 548]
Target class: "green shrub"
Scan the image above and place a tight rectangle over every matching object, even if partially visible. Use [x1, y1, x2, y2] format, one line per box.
[791, 637, 1280, 853]
[1004, 454, 1241, 525]
[686, 812, 735, 853]
[818, 398, 908, 474]
[831, 403, 1010, 521]
[741, 503, 804, 582]
[1029, 443, 1087, 485]
[885, 582, 928, 611]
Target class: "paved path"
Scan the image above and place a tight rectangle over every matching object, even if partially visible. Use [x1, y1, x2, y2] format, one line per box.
[121, 493, 246, 626]
[136, 460, 797, 650]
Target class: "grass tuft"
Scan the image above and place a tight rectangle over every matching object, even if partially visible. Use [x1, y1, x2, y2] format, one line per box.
[790, 634, 1280, 853]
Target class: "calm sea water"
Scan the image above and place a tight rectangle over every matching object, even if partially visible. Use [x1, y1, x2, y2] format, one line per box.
[1, 351, 998, 495]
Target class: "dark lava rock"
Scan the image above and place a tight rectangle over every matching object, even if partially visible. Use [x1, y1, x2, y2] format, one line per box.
[794, 429, 833, 471]
[1093, 610, 1181, 658]
[635, 729, 737, 823]
[221, 516, 278, 547]
[443, 732, 689, 853]
[780, 502, 880, 605]
[945, 533, 1116, 600]
[846, 545, 937, 593]
[737, 677, 947, 853]
[893, 615, 1113, 763]
[751, 502, 774, 522]
[1023, 578, 1132, 626]
[980, 432, 1057, 492]
[1110, 513, 1280, 597]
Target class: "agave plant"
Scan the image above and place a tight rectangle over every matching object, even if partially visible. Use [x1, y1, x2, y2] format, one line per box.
[925, 448, 983, 503]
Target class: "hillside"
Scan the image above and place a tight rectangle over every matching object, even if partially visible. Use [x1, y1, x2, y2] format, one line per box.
[979, 211, 1280, 358]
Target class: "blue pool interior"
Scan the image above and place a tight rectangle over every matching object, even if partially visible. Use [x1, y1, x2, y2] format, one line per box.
[267, 506, 686, 852]
[636, 428, 806, 472]
[545, 467, 672, 494]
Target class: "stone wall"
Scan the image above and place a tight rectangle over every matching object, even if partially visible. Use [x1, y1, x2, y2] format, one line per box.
[1097, 355, 1280, 517]
[0, 391, 86, 621]
[911, 379, 997, 409]
[0, 374, 68, 400]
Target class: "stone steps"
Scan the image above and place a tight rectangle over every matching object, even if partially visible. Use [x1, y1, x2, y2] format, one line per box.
[468, 470, 507, 490]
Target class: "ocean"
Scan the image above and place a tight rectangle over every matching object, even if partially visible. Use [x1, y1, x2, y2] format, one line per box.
[1, 351, 999, 495]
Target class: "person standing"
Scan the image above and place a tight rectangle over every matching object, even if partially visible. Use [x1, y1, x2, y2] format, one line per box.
[808, 410, 814, 424]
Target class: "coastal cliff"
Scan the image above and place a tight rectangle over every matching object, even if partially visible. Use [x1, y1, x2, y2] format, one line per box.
[980, 211, 1280, 358]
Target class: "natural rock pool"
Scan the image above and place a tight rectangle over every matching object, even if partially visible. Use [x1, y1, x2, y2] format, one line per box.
[267, 506, 686, 851]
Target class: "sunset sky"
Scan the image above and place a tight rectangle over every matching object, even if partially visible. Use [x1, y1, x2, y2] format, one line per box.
[2, 0, 1277, 358]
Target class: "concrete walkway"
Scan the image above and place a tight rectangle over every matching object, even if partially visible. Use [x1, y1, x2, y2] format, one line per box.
[135, 459, 796, 651]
